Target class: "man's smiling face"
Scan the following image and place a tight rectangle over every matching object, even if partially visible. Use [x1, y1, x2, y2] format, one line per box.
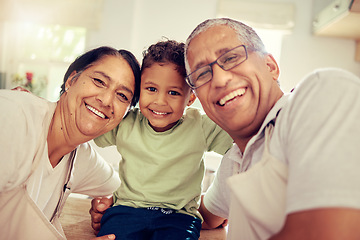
[186, 25, 282, 149]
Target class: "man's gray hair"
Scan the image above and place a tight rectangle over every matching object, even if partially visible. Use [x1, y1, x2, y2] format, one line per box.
[184, 18, 267, 75]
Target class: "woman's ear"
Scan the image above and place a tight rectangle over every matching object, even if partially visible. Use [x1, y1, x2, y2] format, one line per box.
[265, 54, 280, 81]
[187, 92, 197, 106]
[64, 71, 78, 90]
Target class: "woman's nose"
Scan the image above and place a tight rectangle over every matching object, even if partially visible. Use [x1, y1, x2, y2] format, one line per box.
[97, 90, 115, 107]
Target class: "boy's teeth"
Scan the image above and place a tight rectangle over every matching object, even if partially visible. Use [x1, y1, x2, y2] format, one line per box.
[219, 88, 246, 106]
[153, 110, 167, 115]
[86, 104, 106, 119]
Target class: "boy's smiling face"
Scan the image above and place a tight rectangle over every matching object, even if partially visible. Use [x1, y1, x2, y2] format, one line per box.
[139, 62, 195, 132]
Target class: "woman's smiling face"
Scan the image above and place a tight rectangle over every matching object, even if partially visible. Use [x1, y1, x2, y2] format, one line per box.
[63, 55, 135, 138]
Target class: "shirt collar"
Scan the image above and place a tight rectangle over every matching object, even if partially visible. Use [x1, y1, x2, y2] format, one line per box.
[257, 93, 290, 136]
[229, 93, 290, 163]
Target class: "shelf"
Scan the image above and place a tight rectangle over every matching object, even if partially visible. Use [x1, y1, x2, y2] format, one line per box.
[313, 0, 360, 61]
[313, 0, 360, 38]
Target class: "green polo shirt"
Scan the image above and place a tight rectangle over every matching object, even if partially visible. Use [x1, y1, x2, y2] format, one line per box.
[95, 107, 233, 219]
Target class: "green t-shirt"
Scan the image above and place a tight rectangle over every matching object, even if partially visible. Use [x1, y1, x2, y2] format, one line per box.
[95, 107, 233, 219]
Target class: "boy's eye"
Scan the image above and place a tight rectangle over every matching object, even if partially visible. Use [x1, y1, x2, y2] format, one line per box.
[169, 90, 180, 96]
[147, 87, 157, 92]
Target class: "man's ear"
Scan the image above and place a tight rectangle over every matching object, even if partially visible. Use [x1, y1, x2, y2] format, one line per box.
[187, 92, 197, 106]
[265, 54, 280, 81]
[65, 71, 78, 90]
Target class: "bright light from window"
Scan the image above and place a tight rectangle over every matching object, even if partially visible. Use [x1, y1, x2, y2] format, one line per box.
[17, 23, 86, 63]
[255, 28, 286, 64]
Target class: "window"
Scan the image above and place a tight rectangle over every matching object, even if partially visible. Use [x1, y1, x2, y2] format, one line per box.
[8, 22, 86, 101]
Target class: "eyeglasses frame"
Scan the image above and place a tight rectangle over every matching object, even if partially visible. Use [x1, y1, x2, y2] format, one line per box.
[186, 44, 256, 89]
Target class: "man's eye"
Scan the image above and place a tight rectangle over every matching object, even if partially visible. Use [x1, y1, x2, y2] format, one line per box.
[196, 69, 211, 80]
[223, 54, 239, 64]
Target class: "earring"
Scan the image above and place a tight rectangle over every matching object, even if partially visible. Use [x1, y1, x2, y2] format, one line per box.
[65, 88, 69, 91]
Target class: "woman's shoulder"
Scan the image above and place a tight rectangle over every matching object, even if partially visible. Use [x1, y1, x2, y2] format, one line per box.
[0, 90, 56, 138]
[0, 90, 54, 115]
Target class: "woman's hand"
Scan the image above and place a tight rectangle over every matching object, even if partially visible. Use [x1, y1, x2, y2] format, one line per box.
[89, 196, 113, 234]
[12, 86, 30, 93]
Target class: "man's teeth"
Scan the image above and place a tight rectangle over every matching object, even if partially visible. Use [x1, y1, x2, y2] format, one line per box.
[219, 88, 246, 106]
[86, 104, 106, 119]
[152, 110, 168, 115]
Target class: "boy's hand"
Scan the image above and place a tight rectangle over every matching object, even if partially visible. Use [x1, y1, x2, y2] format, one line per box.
[90, 234, 115, 240]
[89, 196, 113, 234]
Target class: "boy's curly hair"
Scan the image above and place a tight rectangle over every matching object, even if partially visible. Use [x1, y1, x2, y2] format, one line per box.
[141, 39, 186, 78]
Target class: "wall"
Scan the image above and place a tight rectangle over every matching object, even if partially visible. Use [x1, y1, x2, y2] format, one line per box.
[87, 0, 218, 62]
[0, 22, 6, 88]
[277, 0, 360, 92]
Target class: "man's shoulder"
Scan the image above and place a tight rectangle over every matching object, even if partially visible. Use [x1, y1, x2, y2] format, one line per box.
[292, 68, 358, 100]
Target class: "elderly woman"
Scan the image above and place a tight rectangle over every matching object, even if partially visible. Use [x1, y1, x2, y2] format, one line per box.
[0, 46, 141, 240]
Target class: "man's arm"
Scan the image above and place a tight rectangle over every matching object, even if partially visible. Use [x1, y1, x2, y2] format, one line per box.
[199, 195, 227, 229]
[270, 208, 360, 240]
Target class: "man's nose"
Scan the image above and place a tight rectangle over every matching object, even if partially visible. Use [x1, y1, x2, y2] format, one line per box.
[211, 63, 232, 88]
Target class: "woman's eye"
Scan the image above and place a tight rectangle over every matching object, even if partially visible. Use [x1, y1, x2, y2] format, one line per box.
[116, 92, 130, 102]
[93, 78, 106, 87]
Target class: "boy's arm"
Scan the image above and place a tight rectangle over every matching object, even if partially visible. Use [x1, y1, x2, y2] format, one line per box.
[199, 195, 227, 229]
[94, 128, 117, 147]
[202, 114, 233, 155]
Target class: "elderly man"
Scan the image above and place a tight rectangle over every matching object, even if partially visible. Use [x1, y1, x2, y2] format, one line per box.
[184, 18, 360, 240]
[90, 18, 360, 240]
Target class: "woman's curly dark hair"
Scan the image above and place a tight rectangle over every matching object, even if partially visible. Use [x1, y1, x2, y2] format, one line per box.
[141, 40, 186, 79]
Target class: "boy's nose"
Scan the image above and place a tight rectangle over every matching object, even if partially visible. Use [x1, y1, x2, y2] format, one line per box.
[155, 93, 168, 105]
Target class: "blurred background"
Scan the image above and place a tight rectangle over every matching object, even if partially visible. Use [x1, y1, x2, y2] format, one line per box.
[1, 0, 359, 189]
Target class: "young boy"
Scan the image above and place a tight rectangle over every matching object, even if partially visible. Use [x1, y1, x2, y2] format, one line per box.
[95, 40, 233, 240]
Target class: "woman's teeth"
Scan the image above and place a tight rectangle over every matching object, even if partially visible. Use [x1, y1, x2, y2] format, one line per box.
[219, 88, 246, 106]
[86, 104, 106, 119]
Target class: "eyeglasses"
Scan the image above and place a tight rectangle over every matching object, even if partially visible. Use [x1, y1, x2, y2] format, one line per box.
[186, 45, 255, 89]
